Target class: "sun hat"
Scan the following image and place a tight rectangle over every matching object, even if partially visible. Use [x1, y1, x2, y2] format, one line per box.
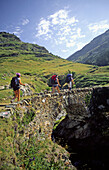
[16, 73, 21, 76]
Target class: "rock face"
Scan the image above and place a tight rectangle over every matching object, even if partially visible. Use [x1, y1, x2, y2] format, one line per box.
[53, 87, 109, 169]
[0, 87, 93, 137]
[20, 84, 33, 96]
[1, 86, 109, 169]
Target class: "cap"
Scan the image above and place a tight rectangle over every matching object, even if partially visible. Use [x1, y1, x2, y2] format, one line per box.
[16, 73, 21, 76]
[67, 74, 72, 76]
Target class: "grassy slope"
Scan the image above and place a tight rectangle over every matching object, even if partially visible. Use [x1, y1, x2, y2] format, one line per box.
[0, 32, 109, 103]
[1, 54, 109, 102]
[0, 108, 73, 169]
[0, 53, 91, 101]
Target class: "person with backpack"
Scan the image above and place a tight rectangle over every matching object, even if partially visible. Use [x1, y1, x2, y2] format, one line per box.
[65, 74, 75, 90]
[11, 73, 25, 103]
[51, 75, 61, 93]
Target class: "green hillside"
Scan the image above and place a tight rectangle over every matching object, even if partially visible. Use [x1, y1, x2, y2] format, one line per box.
[67, 29, 109, 66]
[0, 32, 109, 103]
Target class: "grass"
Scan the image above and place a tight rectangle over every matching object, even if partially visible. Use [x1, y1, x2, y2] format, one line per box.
[53, 116, 66, 131]
[0, 55, 109, 103]
[0, 32, 109, 169]
[0, 108, 72, 170]
[0, 32, 109, 103]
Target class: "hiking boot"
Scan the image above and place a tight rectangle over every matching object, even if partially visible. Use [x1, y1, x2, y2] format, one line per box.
[11, 99, 14, 103]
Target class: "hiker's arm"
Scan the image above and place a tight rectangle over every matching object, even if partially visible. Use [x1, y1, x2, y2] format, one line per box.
[72, 79, 75, 84]
[19, 79, 25, 86]
[57, 79, 61, 86]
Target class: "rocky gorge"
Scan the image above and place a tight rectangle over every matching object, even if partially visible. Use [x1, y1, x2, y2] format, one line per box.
[53, 87, 109, 169]
[0, 86, 109, 169]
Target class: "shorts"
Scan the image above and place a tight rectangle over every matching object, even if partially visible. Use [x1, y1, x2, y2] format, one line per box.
[52, 84, 58, 87]
[67, 81, 72, 88]
[13, 86, 20, 91]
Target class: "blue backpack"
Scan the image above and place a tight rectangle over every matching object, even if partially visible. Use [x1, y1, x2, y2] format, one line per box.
[10, 77, 19, 88]
[65, 74, 72, 83]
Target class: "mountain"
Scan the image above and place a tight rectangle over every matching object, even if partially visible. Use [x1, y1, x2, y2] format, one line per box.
[0, 32, 109, 103]
[0, 32, 57, 59]
[67, 29, 109, 66]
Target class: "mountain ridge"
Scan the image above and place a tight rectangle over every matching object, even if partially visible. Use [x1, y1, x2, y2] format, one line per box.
[67, 29, 109, 66]
[0, 31, 58, 59]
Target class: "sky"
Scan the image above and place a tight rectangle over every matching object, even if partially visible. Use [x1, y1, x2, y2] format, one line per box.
[0, 0, 109, 59]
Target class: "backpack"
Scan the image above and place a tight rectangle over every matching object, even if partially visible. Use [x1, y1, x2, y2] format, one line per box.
[51, 75, 58, 84]
[65, 74, 72, 83]
[10, 77, 19, 88]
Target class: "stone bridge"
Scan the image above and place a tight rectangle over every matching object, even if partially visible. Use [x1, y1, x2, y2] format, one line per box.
[22, 87, 93, 139]
[1, 86, 109, 169]
[1, 86, 109, 142]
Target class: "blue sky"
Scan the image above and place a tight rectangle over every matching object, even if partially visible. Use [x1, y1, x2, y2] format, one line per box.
[0, 0, 109, 59]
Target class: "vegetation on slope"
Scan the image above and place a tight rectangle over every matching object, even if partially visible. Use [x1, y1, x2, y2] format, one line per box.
[0, 32, 109, 103]
[67, 29, 109, 66]
[0, 108, 73, 169]
[0, 32, 109, 169]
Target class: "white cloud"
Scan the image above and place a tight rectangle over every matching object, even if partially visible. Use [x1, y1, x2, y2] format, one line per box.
[66, 40, 76, 48]
[36, 18, 51, 37]
[59, 26, 71, 36]
[88, 20, 109, 33]
[12, 26, 23, 38]
[22, 19, 29, 26]
[61, 49, 69, 53]
[36, 9, 79, 38]
[35, 8, 86, 52]
[15, 27, 21, 31]
[67, 17, 78, 26]
[49, 9, 68, 25]
[59, 36, 66, 41]
[77, 28, 85, 38]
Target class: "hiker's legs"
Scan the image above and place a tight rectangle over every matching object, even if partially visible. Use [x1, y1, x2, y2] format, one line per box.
[17, 89, 20, 102]
[52, 85, 60, 93]
[56, 86, 60, 93]
[13, 90, 18, 99]
[52, 86, 55, 93]
[68, 81, 72, 90]
[11, 90, 18, 102]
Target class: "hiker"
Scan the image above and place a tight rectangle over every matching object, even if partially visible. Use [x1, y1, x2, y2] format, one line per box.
[51, 75, 61, 93]
[65, 74, 75, 90]
[11, 73, 25, 103]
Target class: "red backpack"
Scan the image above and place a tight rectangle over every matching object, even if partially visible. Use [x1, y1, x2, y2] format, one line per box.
[51, 75, 58, 84]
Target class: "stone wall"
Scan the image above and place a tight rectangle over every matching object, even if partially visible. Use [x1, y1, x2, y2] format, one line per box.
[2, 86, 107, 142]
[22, 87, 93, 139]
[52, 86, 109, 142]
[53, 86, 109, 169]
[1, 86, 109, 169]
